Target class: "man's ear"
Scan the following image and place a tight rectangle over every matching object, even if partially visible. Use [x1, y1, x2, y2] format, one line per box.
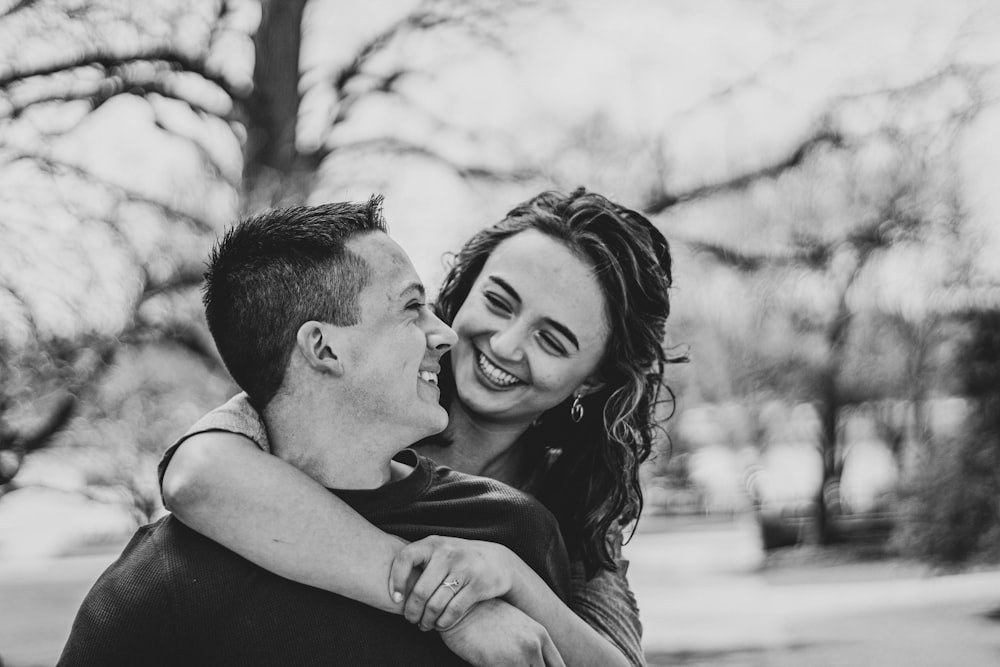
[295, 321, 345, 376]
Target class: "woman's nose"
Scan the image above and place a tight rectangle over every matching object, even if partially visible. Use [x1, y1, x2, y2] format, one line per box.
[489, 325, 524, 361]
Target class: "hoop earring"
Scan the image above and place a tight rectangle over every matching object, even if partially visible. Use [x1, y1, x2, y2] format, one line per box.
[570, 394, 584, 423]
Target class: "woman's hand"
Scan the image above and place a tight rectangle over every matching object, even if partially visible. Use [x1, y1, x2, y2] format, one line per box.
[389, 535, 518, 631]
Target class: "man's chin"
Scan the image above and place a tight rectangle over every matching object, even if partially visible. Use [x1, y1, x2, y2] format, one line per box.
[426, 407, 450, 435]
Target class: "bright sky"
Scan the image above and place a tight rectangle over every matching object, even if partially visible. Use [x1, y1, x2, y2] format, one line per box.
[2, 0, 998, 343]
[300, 0, 1000, 301]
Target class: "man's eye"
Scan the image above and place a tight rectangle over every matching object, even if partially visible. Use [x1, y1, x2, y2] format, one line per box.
[408, 302, 426, 312]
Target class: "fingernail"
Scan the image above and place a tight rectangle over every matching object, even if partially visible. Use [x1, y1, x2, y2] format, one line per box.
[392, 591, 403, 604]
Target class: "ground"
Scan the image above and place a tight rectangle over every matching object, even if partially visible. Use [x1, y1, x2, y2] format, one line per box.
[630, 514, 1000, 667]
[1, 512, 999, 666]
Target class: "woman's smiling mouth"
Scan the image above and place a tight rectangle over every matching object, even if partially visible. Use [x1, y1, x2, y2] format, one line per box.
[476, 350, 522, 387]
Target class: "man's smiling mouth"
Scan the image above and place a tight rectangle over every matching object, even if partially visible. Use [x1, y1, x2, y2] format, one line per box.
[419, 371, 438, 385]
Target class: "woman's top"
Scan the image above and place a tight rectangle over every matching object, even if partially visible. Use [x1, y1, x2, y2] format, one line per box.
[158, 393, 646, 667]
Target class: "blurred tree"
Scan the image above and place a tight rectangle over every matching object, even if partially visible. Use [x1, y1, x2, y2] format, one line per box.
[244, 0, 543, 211]
[894, 309, 1000, 565]
[0, 0, 546, 505]
[244, 0, 310, 204]
[656, 62, 993, 543]
[0, 0, 254, 494]
[2, 0, 998, 542]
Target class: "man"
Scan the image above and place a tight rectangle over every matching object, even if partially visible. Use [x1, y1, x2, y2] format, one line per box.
[58, 198, 569, 666]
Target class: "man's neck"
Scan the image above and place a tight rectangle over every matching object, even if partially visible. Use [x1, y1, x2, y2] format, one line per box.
[262, 394, 398, 490]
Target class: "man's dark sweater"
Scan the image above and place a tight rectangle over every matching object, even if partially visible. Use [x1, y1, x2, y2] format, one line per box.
[58, 450, 570, 667]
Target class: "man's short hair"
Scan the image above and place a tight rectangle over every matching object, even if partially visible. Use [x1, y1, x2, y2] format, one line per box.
[203, 197, 387, 410]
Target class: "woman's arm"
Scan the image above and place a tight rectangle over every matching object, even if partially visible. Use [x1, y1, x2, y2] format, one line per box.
[161, 433, 407, 613]
[391, 537, 632, 667]
[503, 553, 634, 667]
[567, 560, 645, 667]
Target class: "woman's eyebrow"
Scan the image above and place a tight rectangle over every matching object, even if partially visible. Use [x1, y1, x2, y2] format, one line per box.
[489, 275, 579, 350]
[488, 276, 521, 303]
[543, 318, 580, 351]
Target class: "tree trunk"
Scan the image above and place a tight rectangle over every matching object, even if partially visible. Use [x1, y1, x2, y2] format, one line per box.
[814, 280, 856, 545]
[245, 0, 311, 205]
[814, 377, 839, 545]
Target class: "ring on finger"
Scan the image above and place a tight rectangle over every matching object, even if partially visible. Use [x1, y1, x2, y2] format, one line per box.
[441, 578, 461, 595]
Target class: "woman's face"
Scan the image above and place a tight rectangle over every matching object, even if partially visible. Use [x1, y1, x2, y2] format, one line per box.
[449, 230, 610, 426]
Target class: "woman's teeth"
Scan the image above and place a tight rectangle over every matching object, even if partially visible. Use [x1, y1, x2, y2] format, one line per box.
[419, 371, 438, 385]
[477, 352, 520, 387]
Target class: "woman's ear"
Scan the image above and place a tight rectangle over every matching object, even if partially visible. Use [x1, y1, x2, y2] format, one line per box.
[577, 375, 605, 397]
[295, 321, 344, 376]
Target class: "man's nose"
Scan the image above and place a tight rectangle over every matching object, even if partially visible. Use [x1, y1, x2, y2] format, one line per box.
[426, 312, 457, 353]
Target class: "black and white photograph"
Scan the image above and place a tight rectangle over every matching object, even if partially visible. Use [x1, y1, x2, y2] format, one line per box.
[1, 1, 1000, 665]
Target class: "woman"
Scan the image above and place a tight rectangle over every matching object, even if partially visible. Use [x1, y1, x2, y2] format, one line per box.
[161, 188, 677, 666]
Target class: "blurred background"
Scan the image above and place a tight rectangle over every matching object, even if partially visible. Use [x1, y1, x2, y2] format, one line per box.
[2, 0, 1000, 665]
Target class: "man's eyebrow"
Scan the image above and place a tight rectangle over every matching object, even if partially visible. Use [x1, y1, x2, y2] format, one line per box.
[399, 282, 426, 300]
[489, 276, 579, 351]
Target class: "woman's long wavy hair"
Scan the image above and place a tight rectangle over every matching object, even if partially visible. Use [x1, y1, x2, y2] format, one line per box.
[432, 188, 676, 577]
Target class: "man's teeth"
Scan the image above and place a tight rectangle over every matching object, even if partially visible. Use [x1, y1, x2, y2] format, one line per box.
[477, 352, 520, 387]
[419, 371, 438, 385]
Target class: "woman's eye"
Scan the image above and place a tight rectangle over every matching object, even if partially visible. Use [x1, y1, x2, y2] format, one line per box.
[537, 331, 568, 356]
[408, 302, 426, 312]
[484, 292, 512, 314]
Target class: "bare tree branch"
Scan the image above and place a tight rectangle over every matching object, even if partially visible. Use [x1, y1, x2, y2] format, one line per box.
[335, 137, 540, 182]
[0, 48, 240, 102]
[120, 320, 222, 373]
[685, 239, 801, 273]
[5, 152, 218, 234]
[0, 283, 41, 340]
[0, 0, 39, 19]
[140, 265, 206, 300]
[644, 129, 845, 215]
[16, 392, 77, 455]
[3, 64, 240, 125]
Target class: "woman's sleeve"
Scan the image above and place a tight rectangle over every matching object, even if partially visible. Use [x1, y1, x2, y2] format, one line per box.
[568, 523, 646, 667]
[157, 392, 267, 491]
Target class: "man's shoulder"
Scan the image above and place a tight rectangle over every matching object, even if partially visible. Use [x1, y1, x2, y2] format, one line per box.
[81, 514, 263, 633]
[80, 518, 179, 612]
[157, 393, 269, 488]
[99, 516, 247, 587]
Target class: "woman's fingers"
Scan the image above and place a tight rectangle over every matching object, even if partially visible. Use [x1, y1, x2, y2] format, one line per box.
[403, 554, 452, 625]
[432, 583, 477, 630]
[390, 536, 515, 630]
[418, 578, 463, 630]
[388, 539, 434, 604]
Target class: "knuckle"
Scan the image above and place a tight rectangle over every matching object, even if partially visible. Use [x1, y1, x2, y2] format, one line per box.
[404, 606, 421, 622]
